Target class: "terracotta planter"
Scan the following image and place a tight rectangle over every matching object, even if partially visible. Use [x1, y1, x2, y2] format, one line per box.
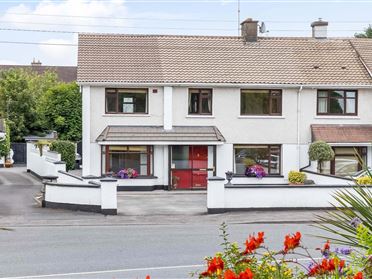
[4, 161, 12, 168]
[289, 182, 304, 186]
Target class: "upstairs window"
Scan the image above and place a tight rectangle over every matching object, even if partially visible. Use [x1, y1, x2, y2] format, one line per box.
[188, 89, 212, 115]
[241, 89, 282, 115]
[317, 90, 357, 115]
[105, 88, 148, 114]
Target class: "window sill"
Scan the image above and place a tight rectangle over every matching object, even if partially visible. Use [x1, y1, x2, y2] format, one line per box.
[314, 115, 360, 119]
[233, 174, 284, 178]
[102, 114, 150, 117]
[186, 115, 215, 118]
[238, 115, 285, 119]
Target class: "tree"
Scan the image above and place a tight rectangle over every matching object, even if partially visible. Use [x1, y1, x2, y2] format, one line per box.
[38, 83, 81, 142]
[308, 140, 335, 173]
[355, 25, 372, 38]
[0, 120, 10, 159]
[0, 68, 58, 141]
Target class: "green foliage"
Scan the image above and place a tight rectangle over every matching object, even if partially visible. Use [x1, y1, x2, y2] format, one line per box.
[49, 140, 75, 171]
[356, 176, 372, 186]
[35, 140, 51, 156]
[0, 120, 10, 158]
[316, 186, 372, 252]
[308, 141, 335, 162]
[288, 171, 307, 184]
[0, 68, 58, 141]
[38, 83, 81, 142]
[243, 158, 256, 167]
[355, 25, 372, 38]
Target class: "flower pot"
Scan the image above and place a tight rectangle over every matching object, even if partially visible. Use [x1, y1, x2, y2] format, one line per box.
[289, 182, 304, 186]
[4, 161, 12, 168]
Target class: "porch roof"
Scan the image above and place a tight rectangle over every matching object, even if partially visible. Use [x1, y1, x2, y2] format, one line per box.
[96, 125, 225, 143]
[311, 124, 372, 143]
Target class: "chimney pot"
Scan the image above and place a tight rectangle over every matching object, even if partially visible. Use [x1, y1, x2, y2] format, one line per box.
[311, 18, 328, 39]
[241, 18, 259, 42]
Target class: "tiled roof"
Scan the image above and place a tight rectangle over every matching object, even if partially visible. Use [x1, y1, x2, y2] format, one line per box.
[96, 126, 225, 142]
[311, 124, 372, 143]
[350, 39, 372, 75]
[78, 34, 372, 86]
[0, 65, 77, 83]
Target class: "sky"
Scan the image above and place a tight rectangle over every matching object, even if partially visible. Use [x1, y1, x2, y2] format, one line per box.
[0, 0, 371, 66]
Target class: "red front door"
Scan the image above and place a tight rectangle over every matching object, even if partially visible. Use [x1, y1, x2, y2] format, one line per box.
[170, 146, 209, 190]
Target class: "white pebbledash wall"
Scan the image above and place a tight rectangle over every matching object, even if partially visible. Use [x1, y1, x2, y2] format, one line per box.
[81, 85, 372, 183]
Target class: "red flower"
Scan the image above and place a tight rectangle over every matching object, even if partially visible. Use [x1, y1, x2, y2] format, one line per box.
[223, 268, 254, 279]
[200, 256, 224, 277]
[224, 269, 238, 279]
[283, 232, 301, 253]
[308, 258, 345, 276]
[243, 232, 264, 254]
[238, 268, 254, 279]
[145, 276, 150, 279]
[353, 272, 363, 279]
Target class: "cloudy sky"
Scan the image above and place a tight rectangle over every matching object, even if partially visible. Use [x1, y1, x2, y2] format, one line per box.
[0, 0, 371, 66]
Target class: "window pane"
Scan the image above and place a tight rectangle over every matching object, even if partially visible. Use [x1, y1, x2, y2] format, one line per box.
[270, 146, 280, 174]
[189, 93, 199, 113]
[271, 97, 281, 114]
[335, 156, 359, 177]
[330, 90, 345, 98]
[330, 98, 344, 113]
[106, 93, 117, 113]
[109, 153, 141, 173]
[234, 146, 270, 174]
[334, 147, 357, 155]
[118, 92, 147, 113]
[241, 90, 269, 115]
[346, 98, 356, 114]
[201, 94, 212, 114]
[346, 91, 356, 98]
[318, 91, 328, 97]
[318, 98, 328, 113]
[171, 146, 190, 169]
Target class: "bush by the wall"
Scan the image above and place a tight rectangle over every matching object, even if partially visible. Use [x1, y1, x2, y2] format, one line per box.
[0, 121, 10, 158]
[288, 170, 307, 184]
[50, 140, 75, 171]
[308, 141, 335, 172]
[356, 176, 372, 185]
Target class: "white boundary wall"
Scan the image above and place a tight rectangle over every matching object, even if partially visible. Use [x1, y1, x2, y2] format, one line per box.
[26, 143, 66, 177]
[207, 177, 360, 213]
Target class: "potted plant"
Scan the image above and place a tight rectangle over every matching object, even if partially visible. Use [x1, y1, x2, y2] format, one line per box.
[0, 120, 10, 167]
[308, 140, 335, 173]
[288, 170, 307, 185]
[243, 158, 259, 177]
[171, 175, 180, 190]
[117, 168, 138, 179]
[245, 163, 267, 178]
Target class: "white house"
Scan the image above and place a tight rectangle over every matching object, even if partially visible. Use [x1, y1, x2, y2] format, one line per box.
[77, 18, 372, 190]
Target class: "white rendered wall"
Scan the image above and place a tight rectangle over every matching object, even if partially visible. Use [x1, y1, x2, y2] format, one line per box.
[163, 86, 173, 130]
[216, 144, 233, 177]
[82, 85, 91, 176]
[45, 185, 101, 206]
[27, 143, 66, 177]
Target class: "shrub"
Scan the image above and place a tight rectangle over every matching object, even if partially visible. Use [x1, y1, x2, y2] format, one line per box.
[50, 140, 75, 171]
[0, 121, 10, 158]
[288, 170, 307, 184]
[308, 141, 335, 172]
[356, 176, 372, 185]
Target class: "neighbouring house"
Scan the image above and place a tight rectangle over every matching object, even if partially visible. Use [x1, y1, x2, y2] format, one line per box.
[77, 18, 372, 190]
[0, 59, 77, 82]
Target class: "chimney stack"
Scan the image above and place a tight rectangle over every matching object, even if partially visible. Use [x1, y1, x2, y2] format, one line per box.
[311, 18, 328, 39]
[241, 18, 259, 42]
[31, 58, 42, 66]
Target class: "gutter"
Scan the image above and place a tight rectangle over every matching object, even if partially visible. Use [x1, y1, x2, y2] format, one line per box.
[297, 85, 303, 170]
[76, 81, 372, 89]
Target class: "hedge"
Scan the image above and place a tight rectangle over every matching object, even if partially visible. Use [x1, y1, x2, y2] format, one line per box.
[50, 140, 75, 171]
[0, 121, 10, 158]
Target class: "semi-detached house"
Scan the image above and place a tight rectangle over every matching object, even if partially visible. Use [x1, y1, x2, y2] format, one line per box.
[77, 18, 372, 190]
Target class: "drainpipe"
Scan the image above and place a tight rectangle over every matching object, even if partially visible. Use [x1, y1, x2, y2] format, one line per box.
[297, 85, 303, 170]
